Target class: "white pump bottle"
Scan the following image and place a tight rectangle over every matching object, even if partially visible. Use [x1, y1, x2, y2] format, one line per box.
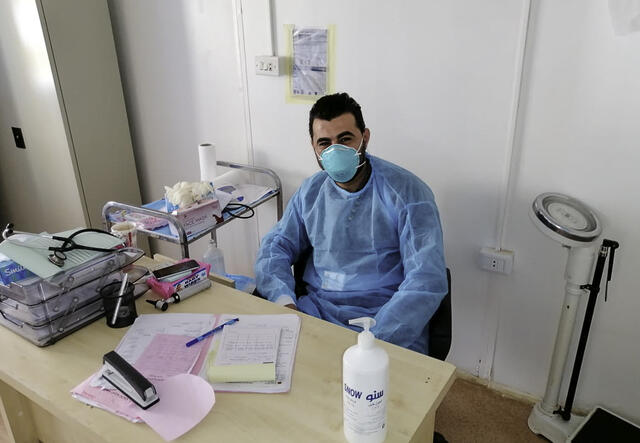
[343, 317, 389, 443]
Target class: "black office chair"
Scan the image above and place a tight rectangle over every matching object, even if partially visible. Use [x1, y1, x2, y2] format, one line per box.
[292, 251, 452, 361]
[425, 269, 452, 443]
[428, 268, 452, 361]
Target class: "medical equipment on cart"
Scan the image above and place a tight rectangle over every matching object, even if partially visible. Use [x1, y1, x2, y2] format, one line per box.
[102, 160, 283, 259]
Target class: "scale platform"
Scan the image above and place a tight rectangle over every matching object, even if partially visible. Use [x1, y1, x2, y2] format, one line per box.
[569, 407, 640, 442]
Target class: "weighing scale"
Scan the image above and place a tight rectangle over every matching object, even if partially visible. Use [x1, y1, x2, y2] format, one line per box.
[528, 193, 638, 442]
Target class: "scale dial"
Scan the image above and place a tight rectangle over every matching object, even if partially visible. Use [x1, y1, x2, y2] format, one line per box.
[530, 193, 601, 247]
[547, 202, 589, 230]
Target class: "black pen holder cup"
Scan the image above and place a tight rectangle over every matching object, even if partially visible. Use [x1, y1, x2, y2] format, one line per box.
[101, 281, 137, 328]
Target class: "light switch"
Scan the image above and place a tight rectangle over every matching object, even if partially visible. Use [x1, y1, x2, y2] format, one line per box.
[11, 127, 26, 149]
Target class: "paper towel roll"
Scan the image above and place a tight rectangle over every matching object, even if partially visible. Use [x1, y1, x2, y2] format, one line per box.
[198, 143, 217, 182]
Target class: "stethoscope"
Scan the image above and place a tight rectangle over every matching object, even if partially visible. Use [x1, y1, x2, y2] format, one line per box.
[2, 223, 122, 267]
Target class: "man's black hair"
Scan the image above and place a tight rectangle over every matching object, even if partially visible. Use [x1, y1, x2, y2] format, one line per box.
[308, 92, 366, 138]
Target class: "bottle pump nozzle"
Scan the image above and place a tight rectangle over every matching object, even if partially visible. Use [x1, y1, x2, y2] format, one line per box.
[349, 317, 376, 349]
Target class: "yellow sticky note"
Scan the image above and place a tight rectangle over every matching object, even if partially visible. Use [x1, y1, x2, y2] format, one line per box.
[207, 359, 276, 383]
[206, 324, 280, 383]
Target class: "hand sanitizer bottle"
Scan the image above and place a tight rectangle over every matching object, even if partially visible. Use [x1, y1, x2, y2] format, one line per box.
[202, 239, 226, 275]
[343, 317, 389, 443]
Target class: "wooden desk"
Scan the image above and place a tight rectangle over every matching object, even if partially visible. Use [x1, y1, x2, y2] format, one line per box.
[0, 267, 455, 442]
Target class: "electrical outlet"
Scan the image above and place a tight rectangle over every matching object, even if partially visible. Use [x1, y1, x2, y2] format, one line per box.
[255, 55, 280, 76]
[479, 247, 514, 274]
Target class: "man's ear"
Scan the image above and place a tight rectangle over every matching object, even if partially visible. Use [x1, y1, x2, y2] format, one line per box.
[363, 128, 371, 150]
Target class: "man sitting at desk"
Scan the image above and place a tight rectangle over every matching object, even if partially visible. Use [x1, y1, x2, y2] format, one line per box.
[255, 92, 447, 354]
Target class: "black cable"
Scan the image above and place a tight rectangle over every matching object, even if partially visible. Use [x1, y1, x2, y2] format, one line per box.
[223, 203, 255, 219]
[57, 228, 120, 253]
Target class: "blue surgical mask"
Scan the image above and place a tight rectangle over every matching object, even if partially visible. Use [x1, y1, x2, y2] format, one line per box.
[318, 138, 364, 183]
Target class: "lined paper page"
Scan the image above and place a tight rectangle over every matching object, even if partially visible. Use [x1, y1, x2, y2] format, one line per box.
[215, 326, 281, 365]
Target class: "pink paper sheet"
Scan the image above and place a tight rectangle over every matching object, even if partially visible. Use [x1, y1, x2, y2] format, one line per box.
[134, 334, 202, 382]
[139, 374, 215, 441]
[71, 375, 141, 422]
[71, 373, 215, 440]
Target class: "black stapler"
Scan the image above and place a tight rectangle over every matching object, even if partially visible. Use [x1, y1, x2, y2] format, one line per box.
[102, 351, 160, 409]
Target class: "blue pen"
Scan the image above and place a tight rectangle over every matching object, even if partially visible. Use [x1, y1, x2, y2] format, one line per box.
[185, 318, 239, 347]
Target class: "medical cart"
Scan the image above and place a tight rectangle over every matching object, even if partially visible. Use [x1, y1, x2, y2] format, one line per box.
[102, 161, 283, 258]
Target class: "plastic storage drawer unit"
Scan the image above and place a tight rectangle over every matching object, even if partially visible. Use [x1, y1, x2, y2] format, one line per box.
[0, 248, 144, 346]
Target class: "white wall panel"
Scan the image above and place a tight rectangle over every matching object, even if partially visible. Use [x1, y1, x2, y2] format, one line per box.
[241, 0, 524, 379]
[491, 0, 640, 421]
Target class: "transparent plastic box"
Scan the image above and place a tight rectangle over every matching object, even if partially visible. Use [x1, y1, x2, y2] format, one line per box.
[0, 272, 118, 326]
[0, 248, 143, 305]
[0, 264, 149, 327]
[0, 298, 106, 346]
[0, 248, 145, 346]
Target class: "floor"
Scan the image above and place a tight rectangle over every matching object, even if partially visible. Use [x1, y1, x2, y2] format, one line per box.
[0, 378, 545, 443]
[435, 377, 546, 443]
[0, 415, 7, 443]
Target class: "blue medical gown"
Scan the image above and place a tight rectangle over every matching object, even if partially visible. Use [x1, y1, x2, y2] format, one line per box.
[255, 155, 447, 354]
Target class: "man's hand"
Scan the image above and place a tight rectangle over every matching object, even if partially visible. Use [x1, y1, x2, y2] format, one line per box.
[285, 303, 298, 311]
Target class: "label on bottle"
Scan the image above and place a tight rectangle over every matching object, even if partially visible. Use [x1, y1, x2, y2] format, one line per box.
[343, 371, 387, 436]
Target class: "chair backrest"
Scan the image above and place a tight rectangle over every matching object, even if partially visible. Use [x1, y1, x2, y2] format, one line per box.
[428, 268, 452, 361]
[293, 248, 312, 297]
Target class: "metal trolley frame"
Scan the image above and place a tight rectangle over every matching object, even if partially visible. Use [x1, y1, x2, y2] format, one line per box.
[102, 161, 283, 258]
